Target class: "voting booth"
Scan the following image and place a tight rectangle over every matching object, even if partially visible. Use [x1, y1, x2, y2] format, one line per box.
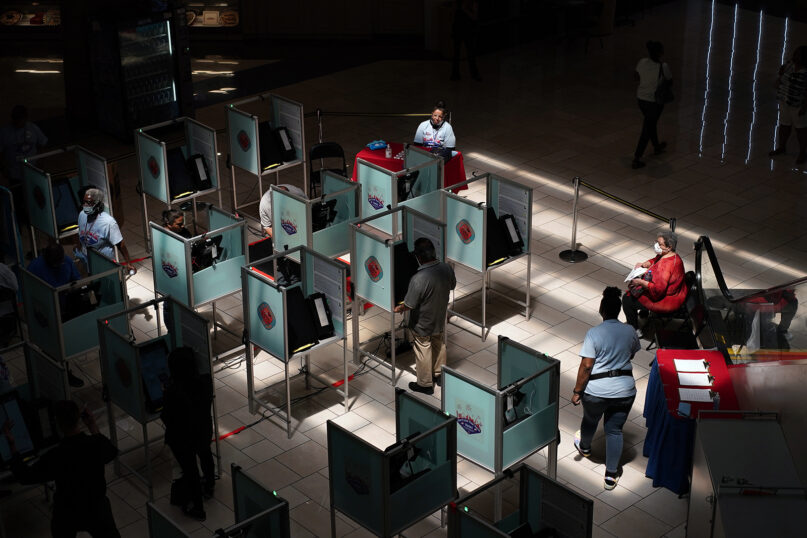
[22, 146, 114, 247]
[445, 173, 533, 340]
[147, 463, 290, 537]
[242, 245, 349, 438]
[24, 343, 70, 404]
[328, 388, 457, 537]
[442, 337, 560, 478]
[98, 296, 221, 500]
[268, 171, 361, 259]
[150, 205, 247, 309]
[355, 144, 444, 235]
[448, 464, 594, 538]
[226, 93, 306, 212]
[21, 249, 128, 364]
[350, 205, 446, 384]
[135, 117, 222, 251]
[0, 186, 23, 269]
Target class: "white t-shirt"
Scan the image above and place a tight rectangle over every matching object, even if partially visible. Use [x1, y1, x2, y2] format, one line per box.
[636, 58, 672, 102]
[259, 184, 306, 229]
[414, 120, 456, 148]
[78, 211, 123, 260]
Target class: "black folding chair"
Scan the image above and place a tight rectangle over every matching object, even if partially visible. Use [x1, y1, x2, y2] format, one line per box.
[309, 142, 347, 197]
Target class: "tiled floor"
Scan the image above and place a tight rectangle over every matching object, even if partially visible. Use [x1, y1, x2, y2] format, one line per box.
[1, 1, 806, 536]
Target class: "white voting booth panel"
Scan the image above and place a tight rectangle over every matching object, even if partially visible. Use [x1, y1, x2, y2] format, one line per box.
[135, 117, 222, 252]
[242, 246, 349, 438]
[444, 172, 533, 340]
[226, 94, 307, 213]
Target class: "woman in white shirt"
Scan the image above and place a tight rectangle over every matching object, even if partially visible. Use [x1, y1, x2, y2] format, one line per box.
[414, 101, 456, 158]
[632, 41, 672, 169]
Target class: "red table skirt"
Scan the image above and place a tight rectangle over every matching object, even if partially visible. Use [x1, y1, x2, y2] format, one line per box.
[350, 142, 468, 192]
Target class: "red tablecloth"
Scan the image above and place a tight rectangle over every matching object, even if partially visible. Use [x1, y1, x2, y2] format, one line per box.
[350, 142, 468, 192]
[656, 349, 739, 417]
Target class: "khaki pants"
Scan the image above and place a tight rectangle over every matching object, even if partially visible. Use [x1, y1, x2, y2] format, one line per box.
[411, 332, 446, 387]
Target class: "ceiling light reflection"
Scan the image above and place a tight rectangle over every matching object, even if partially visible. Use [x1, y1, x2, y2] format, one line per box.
[699, 0, 716, 156]
[721, 3, 738, 162]
[14, 69, 60, 74]
[745, 11, 763, 164]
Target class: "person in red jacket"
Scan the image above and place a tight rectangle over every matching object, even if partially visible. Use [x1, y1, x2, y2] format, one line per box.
[622, 231, 686, 335]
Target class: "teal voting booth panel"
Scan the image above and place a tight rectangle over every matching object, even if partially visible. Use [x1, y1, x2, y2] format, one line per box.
[20, 269, 61, 361]
[499, 338, 559, 470]
[312, 172, 360, 258]
[100, 322, 146, 422]
[147, 503, 191, 538]
[0, 187, 22, 268]
[450, 465, 593, 538]
[353, 229, 393, 312]
[327, 422, 386, 535]
[151, 224, 191, 307]
[136, 131, 169, 203]
[404, 207, 446, 262]
[191, 207, 247, 307]
[185, 119, 219, 191]
[442, 368, 498, 471]
[445, 193, 485, 272]
[227, 106, 260, 175]
[63, 261, 127, 359]
[76, 147, 113, 218]
[271, 95, 305, 163]
[244, 268, 285, 361]
[389, 390, 457, 535]
[398, 189, 444, 227]
[232, 463, 291, 537]
[24, 344, 69, 403]
[488, 175, 532, 256]
[357, 159, 394, 234]
[271, 187, 307, 259]
[403, 144, 444, 198]
[23, 163, 57, 238]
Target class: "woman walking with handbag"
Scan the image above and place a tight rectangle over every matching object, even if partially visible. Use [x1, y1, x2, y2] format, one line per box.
[632, 41, 673, 169]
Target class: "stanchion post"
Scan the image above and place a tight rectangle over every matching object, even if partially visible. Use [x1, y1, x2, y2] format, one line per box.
[559, 176, 588, 263]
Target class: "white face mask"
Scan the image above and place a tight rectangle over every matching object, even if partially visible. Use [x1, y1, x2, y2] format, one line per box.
[83, 206, 95, 215]
[654, 242, 663, 254]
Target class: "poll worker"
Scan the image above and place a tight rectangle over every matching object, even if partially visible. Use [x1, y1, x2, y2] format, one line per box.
[413, 101, 456, 158]
[3, 400, 120, 537]
[258, 184, 306, 238]
[394, 238, 456, 395]
[572, 286, 640, 491]
[622, 230, 686, 336]
[78, 188, 136, 274]
[162, 208, 192, 239]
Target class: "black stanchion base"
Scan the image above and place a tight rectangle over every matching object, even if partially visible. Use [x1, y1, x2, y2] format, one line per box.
[559, 249, 588, 263]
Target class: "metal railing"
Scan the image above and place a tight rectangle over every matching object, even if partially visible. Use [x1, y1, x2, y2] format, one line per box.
[559, 176, 677, 263]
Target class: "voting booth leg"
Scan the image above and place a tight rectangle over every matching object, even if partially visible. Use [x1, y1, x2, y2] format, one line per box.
[285, 360, 292, 439]
[389, 314, 396, 386]
[547, 438, 558, 479]
[525, 255, 532, 321]
[246, 343, 257, 415]
[212, 301, 219, 340]
[351, 300, 361, 365]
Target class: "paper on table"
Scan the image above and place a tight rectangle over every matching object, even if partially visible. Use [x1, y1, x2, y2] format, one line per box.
[677, 372, 712, 387]
[625, 267, 648, 282]
[673, 358, 708, 373]
[678, 388, 713, 402]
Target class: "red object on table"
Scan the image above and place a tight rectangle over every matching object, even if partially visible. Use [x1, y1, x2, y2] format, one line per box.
[350, 142, 468, 192]
[655, 349, 740, 418]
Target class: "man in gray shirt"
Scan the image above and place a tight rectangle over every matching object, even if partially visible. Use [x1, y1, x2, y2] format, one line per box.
[258, 184, 306, 237]
[394, 238, 456, 395]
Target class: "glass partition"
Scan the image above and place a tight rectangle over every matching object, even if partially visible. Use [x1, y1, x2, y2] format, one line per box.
[696, 236, 807, 363]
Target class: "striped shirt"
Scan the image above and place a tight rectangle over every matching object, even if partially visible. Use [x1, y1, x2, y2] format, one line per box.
[777, 63, 807, 107]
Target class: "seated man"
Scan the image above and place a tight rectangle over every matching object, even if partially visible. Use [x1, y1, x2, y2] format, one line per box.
[162, 209, 192, 239]
[28, 242, 81, 288]
[258, 184, 306, 238]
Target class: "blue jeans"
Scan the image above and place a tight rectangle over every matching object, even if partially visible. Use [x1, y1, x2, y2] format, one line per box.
[579, 393, 635, 474]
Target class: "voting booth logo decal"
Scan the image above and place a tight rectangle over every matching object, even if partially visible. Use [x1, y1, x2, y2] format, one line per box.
[364, 256, 383, 282]
[32, 185, 46, 209]
[280, 212, 297, 235]
[367, 188, 384, 210]
[258, 302, 276, 330]
[161, 258, 179, 278]
[115, 355, 133, 388]
[456, 402, 483, 435]
[147, 156, 160, 179]
[345, 461, 370, 495]
[237, 130, 251, 151]
[456, 219, 475, 244]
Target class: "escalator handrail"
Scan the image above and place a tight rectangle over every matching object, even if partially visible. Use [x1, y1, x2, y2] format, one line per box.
[695, 235, 807, 304]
